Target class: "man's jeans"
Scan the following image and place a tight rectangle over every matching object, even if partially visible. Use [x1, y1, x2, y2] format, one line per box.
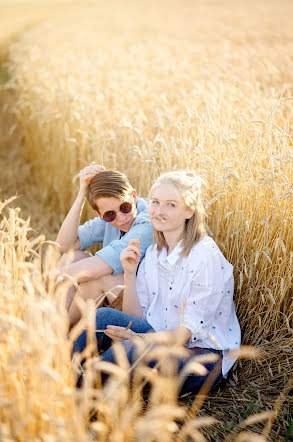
[73, 307, 223, 396]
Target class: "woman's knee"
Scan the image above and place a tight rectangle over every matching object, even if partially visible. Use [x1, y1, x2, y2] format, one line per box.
[95, 307, 118, 328]
[96, 307, 112, 319]
[95, 307, 137, 330]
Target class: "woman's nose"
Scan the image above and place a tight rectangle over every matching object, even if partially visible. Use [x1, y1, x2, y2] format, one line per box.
[153, 204, 161, 213]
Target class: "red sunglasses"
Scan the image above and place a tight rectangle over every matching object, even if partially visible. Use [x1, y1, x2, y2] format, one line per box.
[101, 201, 133, 222]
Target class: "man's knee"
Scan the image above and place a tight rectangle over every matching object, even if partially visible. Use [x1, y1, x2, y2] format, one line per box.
[60, 249, 90, 266]
[76, 275, 123, 309]
[78, 274, 112, 291]
[71, 250, 91, 263]
[96, 274, 123, 299]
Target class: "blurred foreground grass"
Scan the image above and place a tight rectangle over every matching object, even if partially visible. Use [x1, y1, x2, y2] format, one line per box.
[0, 0, 292, 440]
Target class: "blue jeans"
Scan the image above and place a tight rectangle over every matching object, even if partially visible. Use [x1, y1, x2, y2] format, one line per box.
[73, 308, 223, 396]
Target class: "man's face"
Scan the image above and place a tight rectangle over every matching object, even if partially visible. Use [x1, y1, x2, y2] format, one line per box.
[94, 190, 138, 232]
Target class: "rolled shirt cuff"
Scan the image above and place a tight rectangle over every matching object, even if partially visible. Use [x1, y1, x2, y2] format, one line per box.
[96, 245, 122, 276]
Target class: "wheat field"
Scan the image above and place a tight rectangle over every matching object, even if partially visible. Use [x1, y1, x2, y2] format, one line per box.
[0, 0, 292, 440]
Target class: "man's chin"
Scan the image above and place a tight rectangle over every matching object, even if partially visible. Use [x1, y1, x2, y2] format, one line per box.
[119, 220, 132, 232]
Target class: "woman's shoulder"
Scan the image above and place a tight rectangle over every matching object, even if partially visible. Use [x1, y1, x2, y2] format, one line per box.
[189, 235, 216, 255]
[188, 236, 232, 267]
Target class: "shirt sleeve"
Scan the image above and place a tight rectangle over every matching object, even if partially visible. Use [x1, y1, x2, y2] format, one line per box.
[96, 212, 153, 276]
[180, 256, 225, 345]
[135, 258, 151, 320]
[78, 217, 106, 250]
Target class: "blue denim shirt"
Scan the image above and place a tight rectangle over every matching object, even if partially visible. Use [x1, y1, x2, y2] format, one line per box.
[78, 197, 153, 276]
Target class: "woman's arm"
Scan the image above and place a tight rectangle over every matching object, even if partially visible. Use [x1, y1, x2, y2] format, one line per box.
[104, 325, 191, 345]
[141, 326, 191, 345]
[120, 239, 143, 318]
[123, 272, 143, 318]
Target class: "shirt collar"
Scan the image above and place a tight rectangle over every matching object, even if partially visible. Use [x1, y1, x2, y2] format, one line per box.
[157, 241, 183, 267]
[136, 196, 147, 214]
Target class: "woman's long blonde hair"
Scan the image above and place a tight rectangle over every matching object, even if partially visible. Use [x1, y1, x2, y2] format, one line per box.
[148, 170, 206, 256]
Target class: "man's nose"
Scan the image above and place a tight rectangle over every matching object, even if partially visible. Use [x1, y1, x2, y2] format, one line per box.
[116, 210, 127, 223]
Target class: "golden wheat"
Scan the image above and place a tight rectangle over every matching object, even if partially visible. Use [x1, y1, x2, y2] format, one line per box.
[0, 0, 292, 439]
[1, 200, 271, 441]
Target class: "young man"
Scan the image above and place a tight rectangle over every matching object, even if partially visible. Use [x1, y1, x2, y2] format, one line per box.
[56, 165, 153, 328]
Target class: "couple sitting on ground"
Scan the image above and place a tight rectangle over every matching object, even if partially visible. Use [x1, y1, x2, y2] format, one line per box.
[56, 165, 241, 395]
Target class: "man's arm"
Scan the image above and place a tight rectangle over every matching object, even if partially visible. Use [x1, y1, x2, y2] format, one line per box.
[58, 254, 113, 283]
[56, 164, 105, 253]
[97, 216, 153, 276]
[56, 191, 84, 253]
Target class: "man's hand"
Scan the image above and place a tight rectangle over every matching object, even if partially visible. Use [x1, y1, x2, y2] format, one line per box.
[120, 239, 141, 274]
[79, 164, 106, 197]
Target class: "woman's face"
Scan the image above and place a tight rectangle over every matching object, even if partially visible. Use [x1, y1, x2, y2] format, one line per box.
[148, 183, 193, 235]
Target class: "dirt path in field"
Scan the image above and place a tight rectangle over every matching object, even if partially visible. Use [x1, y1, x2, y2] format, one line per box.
[0, 2, 69, 238]
[0, 1, 85, 62]
[0, 89, 58, 238]
[0, 2, 89, 238]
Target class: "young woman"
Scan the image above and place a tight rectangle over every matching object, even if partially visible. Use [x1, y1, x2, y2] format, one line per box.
[73, 170, 241, 395]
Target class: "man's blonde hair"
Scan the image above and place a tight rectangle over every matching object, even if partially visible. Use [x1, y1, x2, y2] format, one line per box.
[86, 169, 133, 212]
[149, 170, 206, 256]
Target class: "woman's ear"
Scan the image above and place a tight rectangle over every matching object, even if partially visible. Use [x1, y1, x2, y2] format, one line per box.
[93, 209, 100, 217]
[185, 208, 194, 220]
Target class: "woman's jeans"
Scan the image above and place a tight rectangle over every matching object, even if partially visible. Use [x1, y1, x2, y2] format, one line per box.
[73, 307, 223, 396]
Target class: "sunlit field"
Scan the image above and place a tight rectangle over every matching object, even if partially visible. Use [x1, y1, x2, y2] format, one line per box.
[0, 1, 82, 60]
[0, 0, 292, 440]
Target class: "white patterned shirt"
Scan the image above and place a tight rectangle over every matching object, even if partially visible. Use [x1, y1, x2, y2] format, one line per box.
[136, 235, 241, 377]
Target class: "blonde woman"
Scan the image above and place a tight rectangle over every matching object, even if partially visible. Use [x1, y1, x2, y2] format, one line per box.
[73, 170, 241, 395]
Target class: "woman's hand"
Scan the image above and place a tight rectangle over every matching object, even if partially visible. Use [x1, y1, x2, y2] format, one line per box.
[120, 239, 141, 274]
[104, 325, 138, 342]
[79, 164, 106, 196]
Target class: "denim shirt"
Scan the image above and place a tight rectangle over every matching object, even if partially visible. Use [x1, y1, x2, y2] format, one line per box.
[78, 197, 153, 276]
